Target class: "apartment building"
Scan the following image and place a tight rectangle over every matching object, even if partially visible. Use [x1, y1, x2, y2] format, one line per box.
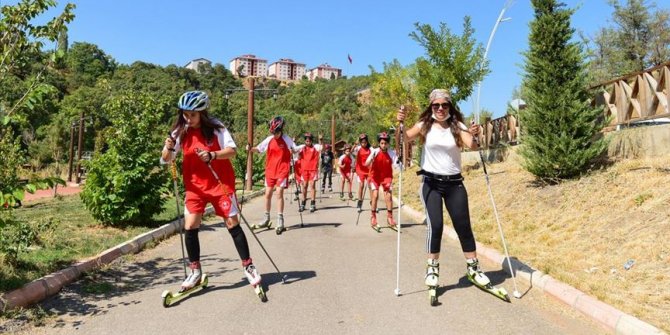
[267, 58, 306, 81]
[229, 54, 268, 77]
[306, 63, 342, 81]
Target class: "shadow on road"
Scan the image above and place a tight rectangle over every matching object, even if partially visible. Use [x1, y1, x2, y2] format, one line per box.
[40, 254, 237, 329]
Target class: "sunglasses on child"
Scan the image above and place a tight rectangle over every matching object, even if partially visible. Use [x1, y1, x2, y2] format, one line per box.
[431, 102, 451, 110]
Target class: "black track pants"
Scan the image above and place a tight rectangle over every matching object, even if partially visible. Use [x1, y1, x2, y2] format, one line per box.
[420, 176, 476, 254]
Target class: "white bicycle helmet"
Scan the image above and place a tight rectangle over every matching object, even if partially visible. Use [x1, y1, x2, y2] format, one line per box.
[178, 91, 210, 111]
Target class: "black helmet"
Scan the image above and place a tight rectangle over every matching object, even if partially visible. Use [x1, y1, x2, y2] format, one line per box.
[269, 116, 285, 133]
[377, 132, 391, 142]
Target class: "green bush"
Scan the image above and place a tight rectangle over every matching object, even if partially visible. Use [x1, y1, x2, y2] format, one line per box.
[80, 92, 170, 226]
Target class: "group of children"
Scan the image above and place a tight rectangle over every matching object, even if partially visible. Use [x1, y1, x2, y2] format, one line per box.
[162, 88, 492, 304]
[251, 117, 401, 234]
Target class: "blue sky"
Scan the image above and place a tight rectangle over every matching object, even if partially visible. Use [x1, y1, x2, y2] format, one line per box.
[34, 0, 670, 118]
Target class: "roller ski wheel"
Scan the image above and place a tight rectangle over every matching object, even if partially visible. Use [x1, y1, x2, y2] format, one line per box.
[428, 285, 439, 306]
[254, 284, 268, 302]
[161, 274, 209, 308]
[387, 224, 398, 232]
[370, 225, 381, 233]
[275, 225, 286, 235]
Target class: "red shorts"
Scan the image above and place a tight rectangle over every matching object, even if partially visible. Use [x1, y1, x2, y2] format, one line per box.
[265, 174, 288, 188]
[300, 170, 318, 183]
[341, 171, 352, 182]
[294, 161, 301, 180]
[369, 177, 393, 193]
[184, 191, 239, 218]
[356, 171, 368, 184]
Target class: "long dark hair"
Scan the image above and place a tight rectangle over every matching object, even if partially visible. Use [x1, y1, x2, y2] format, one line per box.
[417, 101, 465, 148]
[169, 109, 225, 143]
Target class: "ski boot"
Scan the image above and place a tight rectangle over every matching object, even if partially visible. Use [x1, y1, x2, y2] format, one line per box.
[275, 214, 286, 235]
[299, 200, 306, 213]
[370, 212, 381, 233]
[466, 258, 510, 302]
[320, 187, 325, 193]
[161, 261, 209, 308]
[349, 192, 354, 200]
[252, 213, 272, 230]
[426, 259, 439, 306]
[293, 189, 300, 201]
[309, 200, 316, 213]
[340, 192, 345, 201]
[386, 211, 398, 231]
[328, 186, 333, 192]
[356, 200, 363, 213]
[244, 261, 267, 302]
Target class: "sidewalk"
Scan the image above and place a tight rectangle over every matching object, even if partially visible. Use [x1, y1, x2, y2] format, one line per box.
[22, 183, 82, 202]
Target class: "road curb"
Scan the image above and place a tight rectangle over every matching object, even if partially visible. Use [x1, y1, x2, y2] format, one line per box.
[0, 189, 265, 314]
[395, 198, 666, 335]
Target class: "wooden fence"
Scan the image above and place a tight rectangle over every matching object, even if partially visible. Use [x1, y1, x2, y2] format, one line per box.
[592, 61, 670, 131]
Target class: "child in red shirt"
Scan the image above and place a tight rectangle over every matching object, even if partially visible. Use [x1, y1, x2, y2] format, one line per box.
[161, 91, 261, 292]
[338, 144, 354, 200]
[364, 132, 400, 232]
[295, 133, 323, 213]
[352, 133, 372, 212]
[250, 116, 297, 235]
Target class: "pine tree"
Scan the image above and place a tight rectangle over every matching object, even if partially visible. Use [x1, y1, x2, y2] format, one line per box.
[520, 0, 607, 181]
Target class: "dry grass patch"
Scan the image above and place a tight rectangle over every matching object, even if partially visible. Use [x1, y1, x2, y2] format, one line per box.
[400, 150, 670, 332]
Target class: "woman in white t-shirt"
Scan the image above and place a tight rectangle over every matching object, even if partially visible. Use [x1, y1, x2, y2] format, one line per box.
[397, 89, 492, 295]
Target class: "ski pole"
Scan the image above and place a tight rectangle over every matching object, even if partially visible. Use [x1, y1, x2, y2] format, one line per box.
[395, 116, 404, 297]
[462, 123, 521, 299]
[355, 178, 368, 226]
[198, 150, 287, 284]
[167, 134, 188, 279]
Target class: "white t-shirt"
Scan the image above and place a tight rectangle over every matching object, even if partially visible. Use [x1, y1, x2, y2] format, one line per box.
[418, 121, 463, 175]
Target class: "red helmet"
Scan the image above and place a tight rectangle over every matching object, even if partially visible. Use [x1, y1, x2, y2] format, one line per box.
[377, 132, 390, 142]
[304, 132, 314, 140]
[344, 144, 352, 150]
[324, 144, 331, 150]
[358, 133, 368, 141]
[269, 116, 285, 133]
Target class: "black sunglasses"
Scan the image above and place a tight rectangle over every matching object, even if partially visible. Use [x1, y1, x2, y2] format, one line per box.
[431, 102, 451, 110]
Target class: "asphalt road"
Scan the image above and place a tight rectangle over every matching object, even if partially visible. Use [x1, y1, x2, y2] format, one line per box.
[25, 188, 605, 335]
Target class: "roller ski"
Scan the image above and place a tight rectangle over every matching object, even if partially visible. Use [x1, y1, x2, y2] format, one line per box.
[340, 192, 346, 201]
[299, 200, 306, 213]
[356, 200, 363, 213]
[309, 200, 316, 213]
[466, 258, 510, 302]
[275, 214, 287, 234]
[386, 211, 398, 232]
[252, 215, 273, 231]
[244, 262, 267, 302]
[425, 259, 440, 306]
[370, 213, 381, 233]
[162, 262, 209, 308]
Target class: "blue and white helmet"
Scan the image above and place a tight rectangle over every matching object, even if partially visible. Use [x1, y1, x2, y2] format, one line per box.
[178, 91, 210, 111]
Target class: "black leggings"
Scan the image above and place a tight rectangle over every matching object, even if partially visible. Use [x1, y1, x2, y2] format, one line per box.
[420, 176, 476, 254]
[321, 168, 332, 188]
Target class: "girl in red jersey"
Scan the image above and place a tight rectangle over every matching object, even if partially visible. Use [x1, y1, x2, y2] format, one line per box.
[352, 133, 372, 212]
[364, 132, 400, 232]
[337, 144, 354, 201]
[250, 116, 297, 235]
[161, 91, 261, 292]
[295, 132, 323, 213]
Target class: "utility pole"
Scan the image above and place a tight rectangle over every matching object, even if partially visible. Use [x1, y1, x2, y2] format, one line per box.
[75, 112, 84, 184]
[67, 122, 75, 182]
[331, 113, 335, 150]
[245, 77, 255, 191]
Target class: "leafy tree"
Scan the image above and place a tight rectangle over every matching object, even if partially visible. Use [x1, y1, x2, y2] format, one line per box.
[65, 42, 116, 89]
[520, 0, 608, 181]
[586, 0, 670, 84]
[409, 18, 489, 104]
[80, 92, 170, 226]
